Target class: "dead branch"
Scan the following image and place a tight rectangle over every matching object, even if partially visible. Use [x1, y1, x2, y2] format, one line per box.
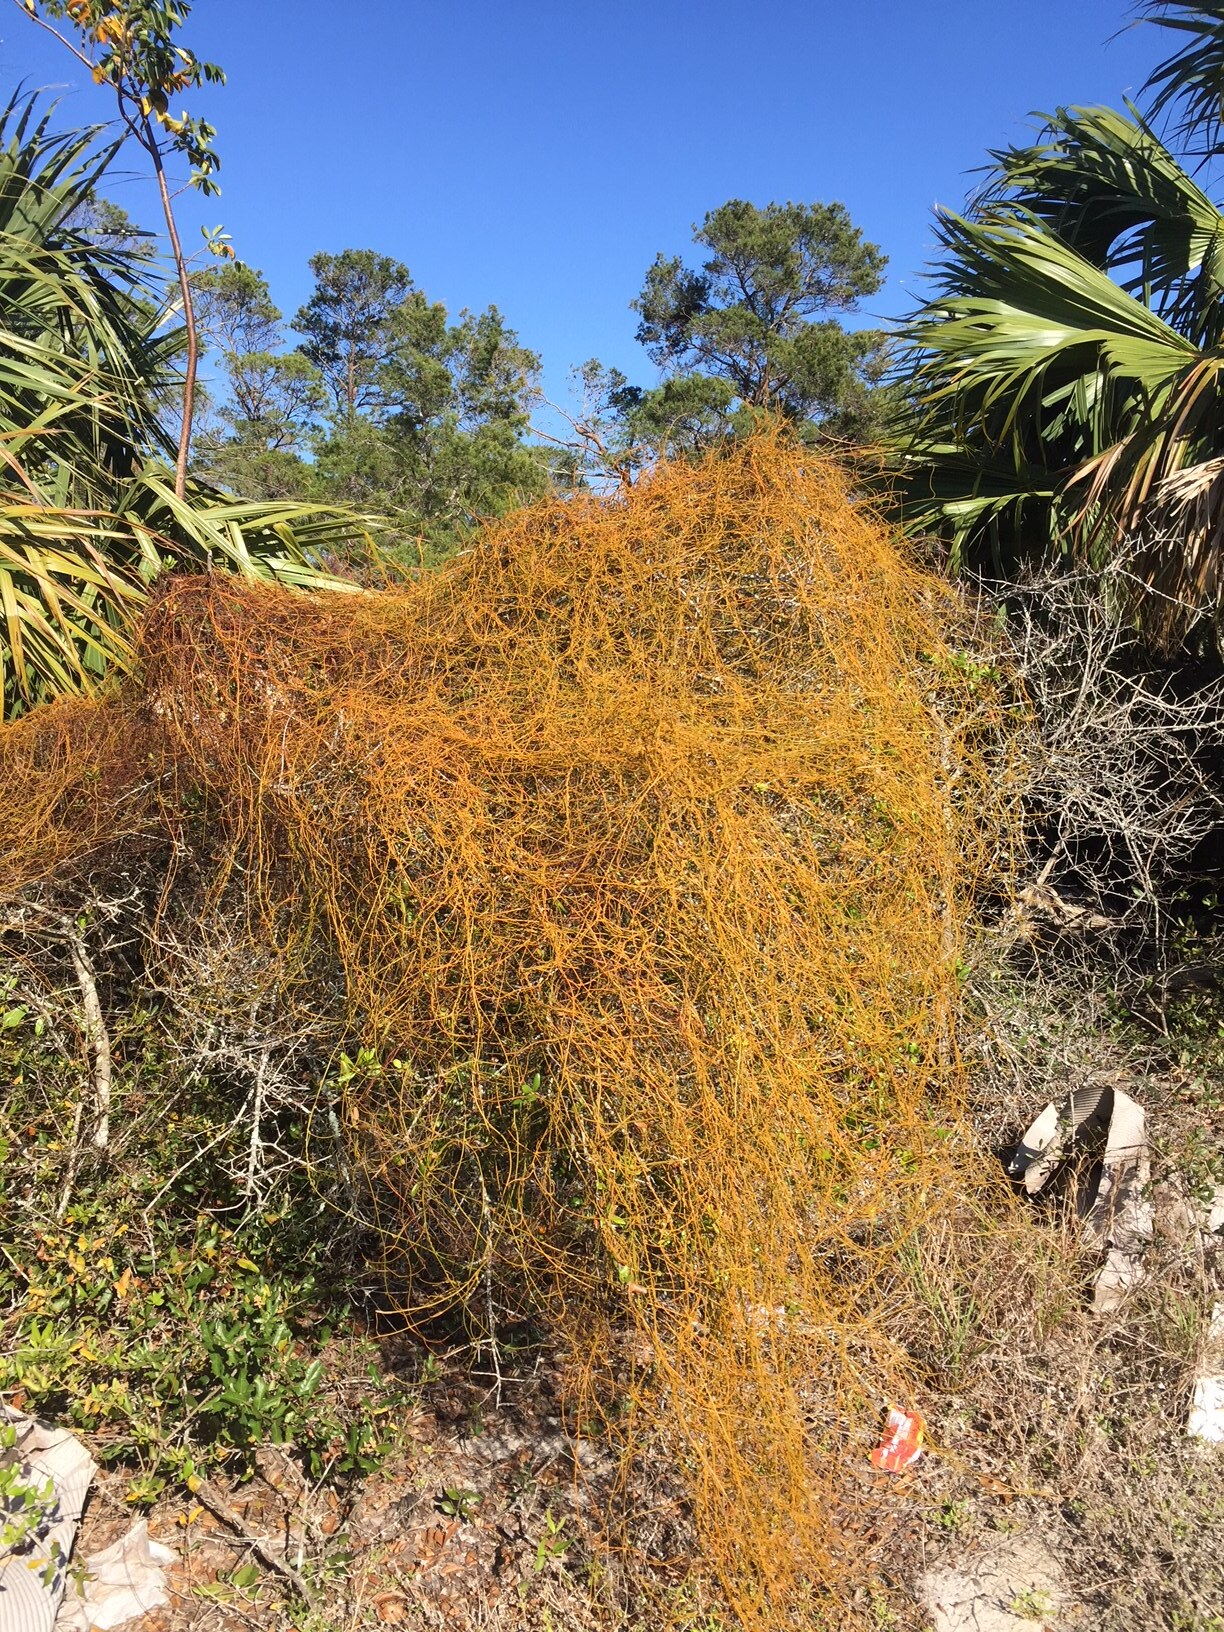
[0, 892, 135, 1151]
[192, 1475, 316, 1609]
[63, 923, 112, 1149]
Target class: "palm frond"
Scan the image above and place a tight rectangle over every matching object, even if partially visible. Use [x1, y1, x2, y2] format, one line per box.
[1132, 452, 1224, 639]
[0, 486, 365, 717]
[898, 208, 1197, 535]
[982, 103, 1224, 315]
[0, 92, 373, 720]
[888, 5, 1224, 650]
[1142, 2, 1224, 156]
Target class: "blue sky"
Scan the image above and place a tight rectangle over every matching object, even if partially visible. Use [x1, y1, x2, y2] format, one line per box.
[0, 1, 1161, 413]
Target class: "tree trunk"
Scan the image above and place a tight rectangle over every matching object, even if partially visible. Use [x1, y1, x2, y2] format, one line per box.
[149, 127, 197, 501]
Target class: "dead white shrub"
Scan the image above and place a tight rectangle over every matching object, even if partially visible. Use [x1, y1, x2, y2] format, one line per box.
[983, 566, 1224, 942]
[143, 912, 346, 1207]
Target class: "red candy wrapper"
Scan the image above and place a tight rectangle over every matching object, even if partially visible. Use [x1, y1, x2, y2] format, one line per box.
[870, 1406, 925, 1472]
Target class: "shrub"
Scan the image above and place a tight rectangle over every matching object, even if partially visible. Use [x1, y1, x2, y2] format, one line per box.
[0, 436, 1018, 1627]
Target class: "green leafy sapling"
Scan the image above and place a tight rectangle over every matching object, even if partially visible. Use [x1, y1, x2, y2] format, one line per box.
[17, 1, 232, 497]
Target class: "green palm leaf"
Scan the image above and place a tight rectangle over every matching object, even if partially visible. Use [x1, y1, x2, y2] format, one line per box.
[897, 208, 1199, 562]
[0, 92, 371, 720]
[1142, 2, 1224, 157]
[983, 103, 1224, 313]
[891, 11, 1224, 650]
